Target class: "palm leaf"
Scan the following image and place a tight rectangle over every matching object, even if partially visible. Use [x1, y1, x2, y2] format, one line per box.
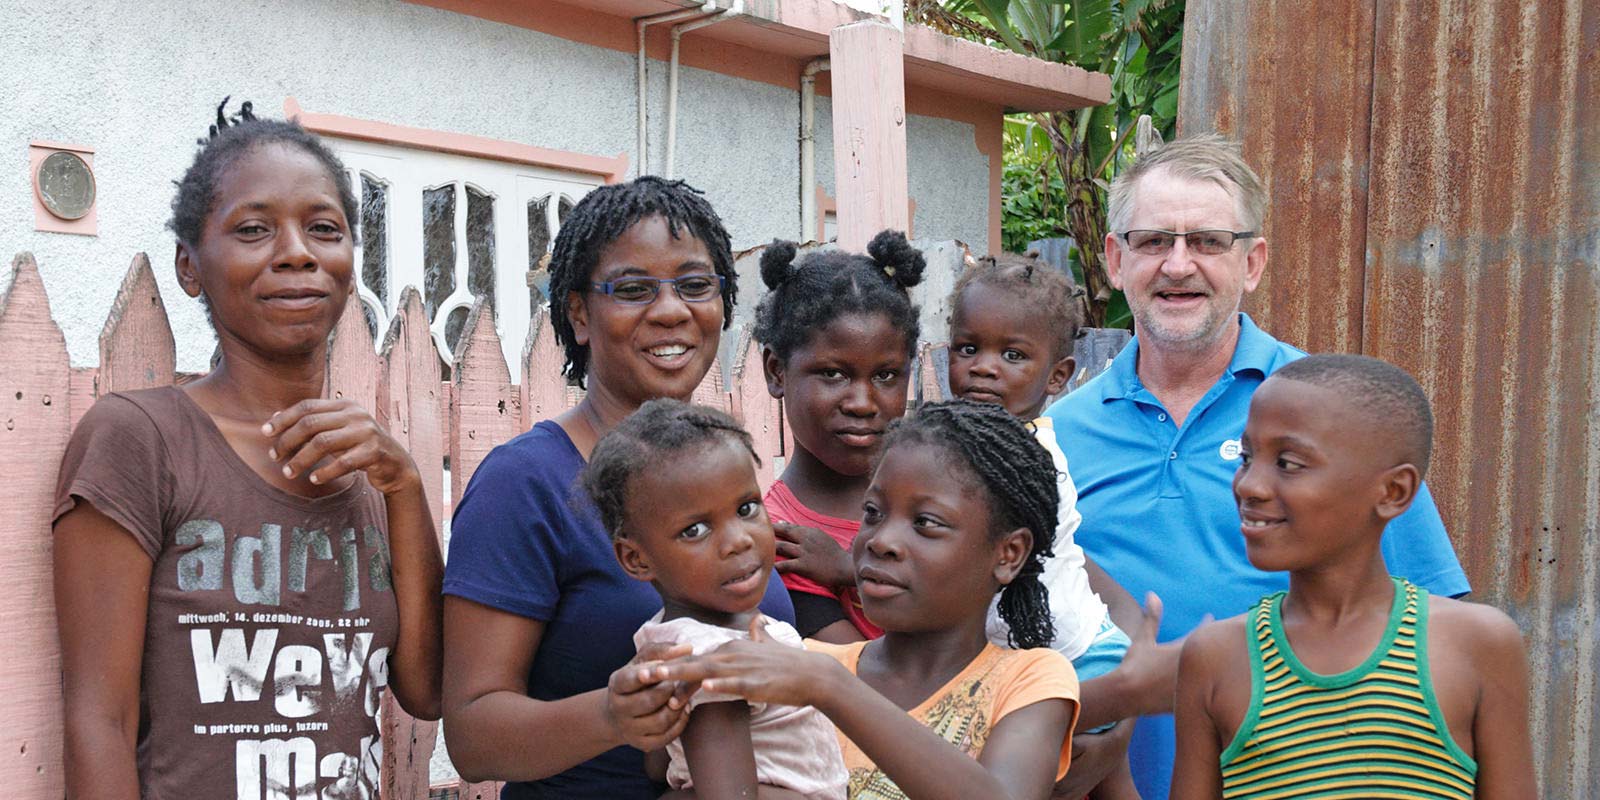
[967, 0, 1036, 54]
[1047, 0, 1115, 65]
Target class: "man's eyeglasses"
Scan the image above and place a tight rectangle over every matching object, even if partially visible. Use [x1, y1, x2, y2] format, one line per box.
[590, 274, 725, 305]
[1120, 229, 1257, 257]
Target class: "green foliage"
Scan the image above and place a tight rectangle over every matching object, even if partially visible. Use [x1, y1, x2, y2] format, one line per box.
[924, 0, 1183, 329]
[1000, 117, 1068, 254]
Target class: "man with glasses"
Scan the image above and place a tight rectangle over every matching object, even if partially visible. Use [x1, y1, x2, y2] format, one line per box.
[1043, 136, 1469, 798]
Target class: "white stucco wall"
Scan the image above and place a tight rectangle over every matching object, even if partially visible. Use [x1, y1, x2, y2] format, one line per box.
[2, 0, 990, 372]
[814, 99, 991, 256]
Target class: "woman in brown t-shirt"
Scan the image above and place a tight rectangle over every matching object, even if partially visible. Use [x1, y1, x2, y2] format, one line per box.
[48, 102, 442, 799]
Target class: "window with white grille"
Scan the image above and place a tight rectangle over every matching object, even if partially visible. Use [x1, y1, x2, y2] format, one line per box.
[327, 137, 600, 378]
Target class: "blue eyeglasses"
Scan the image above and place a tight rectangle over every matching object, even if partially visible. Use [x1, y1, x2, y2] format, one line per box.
[590, 274, 724, 305]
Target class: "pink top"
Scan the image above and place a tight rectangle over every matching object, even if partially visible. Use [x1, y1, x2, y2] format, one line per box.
[766, 480, 884, 639]
[634, 613, 847, 798]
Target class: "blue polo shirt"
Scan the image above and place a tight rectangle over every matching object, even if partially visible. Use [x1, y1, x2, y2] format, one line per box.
[1044, 313, 1469, 799]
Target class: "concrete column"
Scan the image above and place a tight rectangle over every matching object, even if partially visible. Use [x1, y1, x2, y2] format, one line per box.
[828, 19, 909, 251]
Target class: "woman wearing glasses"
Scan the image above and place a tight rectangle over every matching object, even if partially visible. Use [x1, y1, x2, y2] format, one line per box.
[439, 177, 794, 798]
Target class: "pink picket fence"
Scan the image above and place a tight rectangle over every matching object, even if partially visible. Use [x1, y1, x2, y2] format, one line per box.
[0, 249, 963, 798]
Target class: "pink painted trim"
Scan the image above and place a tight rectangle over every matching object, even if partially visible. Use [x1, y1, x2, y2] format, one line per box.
[30, 145, 97, 236]
[408, 0, 1108, 113]
[284, 98, 629, 184]
[30, 140, 94, 154]
[901, 24, 1109, 111]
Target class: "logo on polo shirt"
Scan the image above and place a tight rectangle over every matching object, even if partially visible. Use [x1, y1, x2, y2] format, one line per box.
[1219, 439, 1242, 461]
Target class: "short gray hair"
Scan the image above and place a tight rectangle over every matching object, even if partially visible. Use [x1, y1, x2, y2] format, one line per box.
[1106, 134, 1267, 236]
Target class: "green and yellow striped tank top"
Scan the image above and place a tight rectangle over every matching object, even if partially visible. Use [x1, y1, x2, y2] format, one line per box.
[1219, 577, 1477, 799]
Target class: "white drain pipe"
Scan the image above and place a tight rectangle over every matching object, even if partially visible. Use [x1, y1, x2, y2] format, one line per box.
[665, 0, 743, 179]
[799, 57, 831, 242]
[637, 5, 717, 175]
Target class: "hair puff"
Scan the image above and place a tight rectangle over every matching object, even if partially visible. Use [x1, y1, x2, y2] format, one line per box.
[752, 232, 924, 364]
[866, 230, 925, 290]
[760, 239, 799, 290]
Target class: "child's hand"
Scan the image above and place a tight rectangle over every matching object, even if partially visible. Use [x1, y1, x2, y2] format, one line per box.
[654, 616, 838, 709]
[773, 522, 855, 589]
[264, 399, 421, 496]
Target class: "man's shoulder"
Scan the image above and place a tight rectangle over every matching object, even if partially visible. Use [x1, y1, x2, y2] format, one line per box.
[1243, 322, 1311, 377]
[1046, 371, 1117, 427]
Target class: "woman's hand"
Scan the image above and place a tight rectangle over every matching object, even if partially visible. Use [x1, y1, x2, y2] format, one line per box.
[266, 399, 445, 718]
[773, 522, 855, 589]
[651, 617, 838, 709]
[1114, 594, 1193, 719]
[1051, 721, 1135, 798]
[263, 398, 420, 495]
[606, 642, 700, 751]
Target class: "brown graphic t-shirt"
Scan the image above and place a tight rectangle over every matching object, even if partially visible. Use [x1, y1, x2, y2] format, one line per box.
[54, 387, 399, 800]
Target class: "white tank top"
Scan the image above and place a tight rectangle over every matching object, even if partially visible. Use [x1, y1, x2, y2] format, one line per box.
[985, 417, 1109, 660]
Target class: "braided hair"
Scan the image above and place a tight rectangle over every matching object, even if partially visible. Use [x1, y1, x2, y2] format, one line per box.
[882, 399, 1058, 649]
[581, 398, 760, 539]
[753, 230, 926, 363]
[168, 97, 358, 248]
[547, 177, 736, 387]
[950, 251, 1086, 361]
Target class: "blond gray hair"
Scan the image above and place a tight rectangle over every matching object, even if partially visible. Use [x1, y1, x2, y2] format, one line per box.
[1106, 134, 1267, 236]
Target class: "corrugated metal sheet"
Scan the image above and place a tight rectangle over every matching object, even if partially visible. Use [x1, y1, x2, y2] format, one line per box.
[1181, 1, 1600, 796]
[1177, 0, 1375, 355]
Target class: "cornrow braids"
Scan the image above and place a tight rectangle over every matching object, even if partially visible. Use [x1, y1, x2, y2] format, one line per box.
[581, 398, 759, 540]
[547, 176, 736, 387]
[882, 399, 1058, 649]
[753, 229, 926, 363]
[950, 251, 1086, 362]
[168, 97, 359, 248]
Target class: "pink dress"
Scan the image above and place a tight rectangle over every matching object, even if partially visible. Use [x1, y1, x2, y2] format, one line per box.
[634, 613, 847, 798]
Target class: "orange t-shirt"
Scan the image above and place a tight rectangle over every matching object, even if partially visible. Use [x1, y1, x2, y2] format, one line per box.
[806, 640, 1080, 798]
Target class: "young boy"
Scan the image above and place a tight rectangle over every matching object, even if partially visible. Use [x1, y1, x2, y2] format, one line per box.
[1171, 354, 1535, 799]
[947, 252, 1157, 799]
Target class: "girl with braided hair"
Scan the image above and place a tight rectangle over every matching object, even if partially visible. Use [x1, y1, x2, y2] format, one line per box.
[441, 176, 794, 798]
[949, 252, 1154, 798]
[580, 399, 847, 799]
[753, 230, 925, 644]
[649, 400, 1082, 800]
[53, 98, 443, 798]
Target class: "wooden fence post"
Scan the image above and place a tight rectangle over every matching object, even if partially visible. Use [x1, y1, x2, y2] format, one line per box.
[97, 254, 175, 396]
[520, 306, 574, 430]
[450, 300, 521, 505]
[447, 299, 519, 800]
[0, 253, 70, 797]
[691, 352, 729, 415]
[730, 332, 783, 486]
[375, 288, 444, 799]
[916, 343, 946, 405]
[327, 291, 379, 412]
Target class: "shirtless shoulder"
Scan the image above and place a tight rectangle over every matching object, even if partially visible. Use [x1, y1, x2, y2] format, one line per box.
[1180, 614, 1254, 745]
[1425, 594, 1526, 758]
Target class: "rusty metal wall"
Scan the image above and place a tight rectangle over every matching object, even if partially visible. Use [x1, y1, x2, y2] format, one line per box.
[1180, 1, 1600, 796]
[1177, 0, 1375, 355]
